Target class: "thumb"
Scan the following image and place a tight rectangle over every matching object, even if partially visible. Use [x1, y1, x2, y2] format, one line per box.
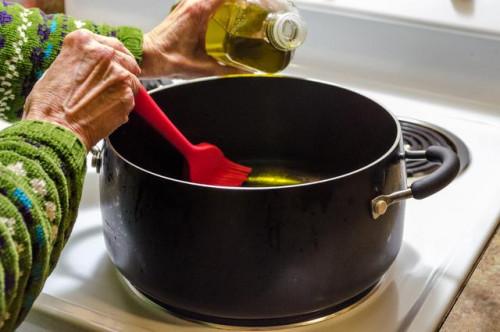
[130, 74, 142, 95]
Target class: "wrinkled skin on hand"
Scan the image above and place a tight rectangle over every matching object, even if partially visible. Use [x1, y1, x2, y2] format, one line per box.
[23, 29, 142, 151]
[141, 0, 246, 78]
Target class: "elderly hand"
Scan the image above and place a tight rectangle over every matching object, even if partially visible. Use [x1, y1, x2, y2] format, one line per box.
[22, 29, 142, 150]
[141, 0, 245, 78]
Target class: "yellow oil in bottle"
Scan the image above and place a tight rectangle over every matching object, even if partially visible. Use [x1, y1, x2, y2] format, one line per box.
[205, 1, 294, 73]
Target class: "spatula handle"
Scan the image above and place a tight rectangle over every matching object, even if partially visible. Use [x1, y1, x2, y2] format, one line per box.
[134, 86, 194, 156]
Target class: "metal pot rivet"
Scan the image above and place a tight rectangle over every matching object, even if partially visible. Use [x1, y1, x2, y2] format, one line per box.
[90, 147, 102, 174]
[374, 200, 388, 216]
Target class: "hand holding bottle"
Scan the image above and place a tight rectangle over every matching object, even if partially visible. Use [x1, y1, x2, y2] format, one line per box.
[141, 0, 306, 77]
[141, 0, 246, 78]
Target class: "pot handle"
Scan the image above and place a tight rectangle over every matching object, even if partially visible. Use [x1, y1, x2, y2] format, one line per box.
[371, 145, 460, 219]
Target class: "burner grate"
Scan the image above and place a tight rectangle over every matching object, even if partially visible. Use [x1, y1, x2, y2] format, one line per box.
[400, 119, 470, 177]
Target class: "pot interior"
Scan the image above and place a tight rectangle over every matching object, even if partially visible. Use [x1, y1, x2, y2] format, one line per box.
[110, 76, 399, 185]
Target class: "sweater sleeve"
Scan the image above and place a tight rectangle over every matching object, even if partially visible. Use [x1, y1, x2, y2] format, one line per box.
[0, 1, 143, 122]
[0, 120, 86, 330]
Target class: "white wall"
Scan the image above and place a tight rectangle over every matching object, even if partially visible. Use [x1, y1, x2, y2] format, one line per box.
[65, 0, 176, 32]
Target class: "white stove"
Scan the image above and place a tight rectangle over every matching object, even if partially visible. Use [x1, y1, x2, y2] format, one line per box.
[19, 2, 500, 331]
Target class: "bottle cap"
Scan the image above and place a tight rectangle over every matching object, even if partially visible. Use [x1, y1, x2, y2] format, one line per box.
[268, 12, 307, 51]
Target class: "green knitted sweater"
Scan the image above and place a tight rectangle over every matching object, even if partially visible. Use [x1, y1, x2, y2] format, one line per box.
[0, 1, 144, 330]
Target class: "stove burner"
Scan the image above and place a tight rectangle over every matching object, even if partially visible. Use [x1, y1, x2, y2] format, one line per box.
[400, 118, 470, 177]
[120, 273, 383, 329]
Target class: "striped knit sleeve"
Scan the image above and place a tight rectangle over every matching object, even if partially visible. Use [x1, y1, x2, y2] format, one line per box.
[0, 1, 143, 122]
[0, 120, 86, 330]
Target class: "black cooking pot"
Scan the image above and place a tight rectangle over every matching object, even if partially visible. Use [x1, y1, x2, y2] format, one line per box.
[94, 76, 459, 326]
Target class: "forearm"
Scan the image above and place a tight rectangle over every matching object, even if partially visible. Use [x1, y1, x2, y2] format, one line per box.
[0, 120, 86, 330]
[0, 1, 143, 122]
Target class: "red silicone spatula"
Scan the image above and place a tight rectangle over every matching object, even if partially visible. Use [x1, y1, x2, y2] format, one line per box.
[133, 86, 252, 186]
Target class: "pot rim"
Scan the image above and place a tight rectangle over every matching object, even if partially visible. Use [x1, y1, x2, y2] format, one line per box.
[106, 75, 402, 191]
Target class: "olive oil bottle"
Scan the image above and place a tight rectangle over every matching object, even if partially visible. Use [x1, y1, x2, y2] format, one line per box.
[205, 0, 307, 73]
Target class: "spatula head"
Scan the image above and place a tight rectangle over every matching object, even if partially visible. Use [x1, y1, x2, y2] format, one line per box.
[187, 143, 252, 186]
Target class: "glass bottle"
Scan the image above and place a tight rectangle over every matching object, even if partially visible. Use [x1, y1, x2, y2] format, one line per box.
[204, 0, 307, 73]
